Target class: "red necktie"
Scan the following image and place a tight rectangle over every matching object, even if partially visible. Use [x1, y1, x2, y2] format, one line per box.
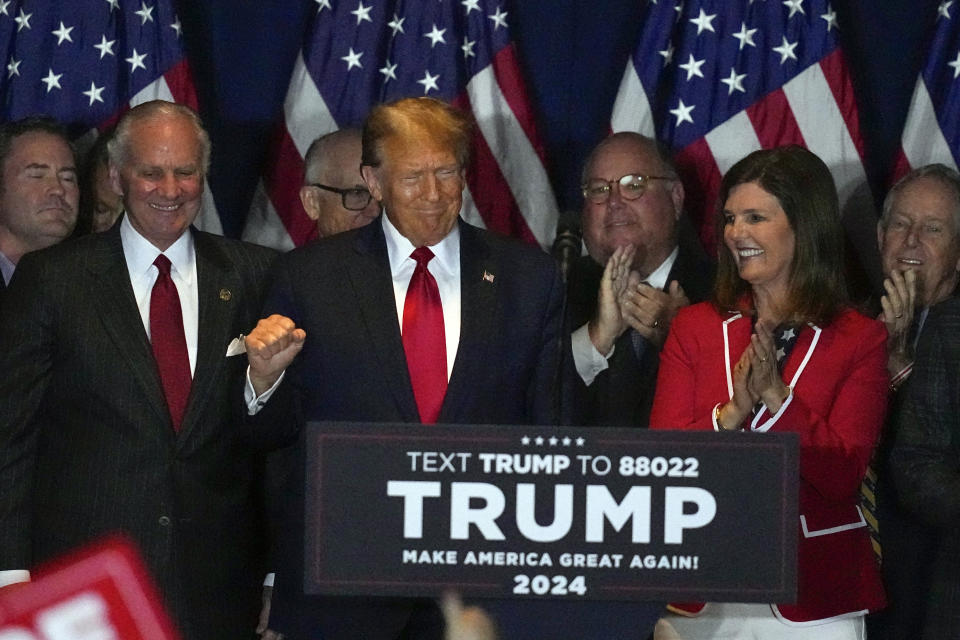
[402, 247, 447, 424]
[150, 254, 192, 431]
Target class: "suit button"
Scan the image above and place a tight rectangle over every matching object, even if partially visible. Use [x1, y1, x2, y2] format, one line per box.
[158, 516, 171, 527]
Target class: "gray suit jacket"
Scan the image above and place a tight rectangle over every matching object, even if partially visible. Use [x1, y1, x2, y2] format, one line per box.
[891, 296, 960, 639]
[0, 222, 276, 639]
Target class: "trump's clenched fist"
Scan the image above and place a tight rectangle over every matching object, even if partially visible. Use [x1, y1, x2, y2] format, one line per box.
[245, 314, 306, 395]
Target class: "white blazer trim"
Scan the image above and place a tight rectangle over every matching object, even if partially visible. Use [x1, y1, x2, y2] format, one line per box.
[721, 313, 743, 400]
[800, 506, 867, 538]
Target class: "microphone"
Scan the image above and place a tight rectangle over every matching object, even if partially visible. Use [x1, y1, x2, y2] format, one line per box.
[552, 221, 582, 284]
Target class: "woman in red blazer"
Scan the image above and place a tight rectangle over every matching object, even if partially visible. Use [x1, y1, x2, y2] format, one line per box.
[648, 146, 888, 639]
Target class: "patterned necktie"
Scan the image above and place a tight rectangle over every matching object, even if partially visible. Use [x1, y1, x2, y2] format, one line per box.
[150, 255, 192, 431]
[402, 247, 447, 424]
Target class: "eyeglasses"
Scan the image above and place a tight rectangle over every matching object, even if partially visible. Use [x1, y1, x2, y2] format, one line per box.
[581, 174, 673, 204]
[310, 183, 374, 211]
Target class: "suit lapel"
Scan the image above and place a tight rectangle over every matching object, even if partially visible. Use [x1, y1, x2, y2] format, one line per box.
[88, 226, 171, 428]
[347, 221, 420, 421]
[176, 231, 239, 446]
[442, 223, 497, 421]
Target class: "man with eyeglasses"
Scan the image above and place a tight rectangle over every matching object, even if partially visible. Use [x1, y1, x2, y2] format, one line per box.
[568, 131, 714, 429]
[299, 128, 381, 239]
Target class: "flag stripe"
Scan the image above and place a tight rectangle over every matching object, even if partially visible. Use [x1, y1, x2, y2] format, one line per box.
[746, 89, 806, 150]
[704, 110, 762, 176]
[611, 59, 656, 136]
[783, 62, 867, 203]
[283, 53, 338, 157]
[819, 49, 867, 162]
[901, 76, 958, 171]
[466, 53, 557, 247]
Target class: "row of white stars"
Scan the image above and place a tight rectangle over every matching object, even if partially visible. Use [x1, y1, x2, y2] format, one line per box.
[2, 1, 178, 33]
[7, 46, 152, 104]
[520, 435, 586, 447]
[316, 0, 507, 30]
[659, 9, 836, 69]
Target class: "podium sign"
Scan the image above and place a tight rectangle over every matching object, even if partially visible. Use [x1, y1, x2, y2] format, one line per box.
[0, 537, 178, 639]
[305, 423, 798, 603]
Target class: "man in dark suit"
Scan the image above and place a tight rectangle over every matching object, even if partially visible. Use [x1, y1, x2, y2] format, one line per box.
[890, 295, 960, 639]
[245, 97, 654, 640]
[0, 101, 276, 638]
[568, 132, 713, 428]
[867, 164, 960, 639]
[0, 116, 79, 290]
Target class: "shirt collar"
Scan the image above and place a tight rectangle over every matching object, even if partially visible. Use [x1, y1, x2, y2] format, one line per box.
[120, 213, 195, 280]
[644, 245, 679, 289]
[382, 214, 460, 276]
[0, 249, 14, 285]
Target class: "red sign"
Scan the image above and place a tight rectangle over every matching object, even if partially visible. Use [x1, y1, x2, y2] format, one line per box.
[0, 536, 179, 639]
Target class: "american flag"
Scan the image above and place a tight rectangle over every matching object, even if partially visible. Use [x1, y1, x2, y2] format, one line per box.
[895, 0, 960, 177]
[0, 0, 220, 233]
[611, 0, 865, 255]
[243, 0, 558, 251]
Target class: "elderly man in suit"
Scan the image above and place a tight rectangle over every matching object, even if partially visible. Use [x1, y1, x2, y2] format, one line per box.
[0, 116, 79, 289]
[867, 164, 960, 639]
[567, 132, 714, 428]
[245, 97, 654, 640]
[0, 100, 276, 638]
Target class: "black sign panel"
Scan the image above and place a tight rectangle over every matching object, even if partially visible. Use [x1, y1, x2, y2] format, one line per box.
[304, 423, 798, 603]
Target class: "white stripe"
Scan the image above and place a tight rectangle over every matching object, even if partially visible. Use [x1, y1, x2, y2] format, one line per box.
[195, 182, 224, 235]
[459, 187, 487, 230]
[129, 76, 175, 106]
[705, 110, 762, 176]
[284, 52, 338, 157]
[611, 60, 655, 136]
[466, 65, 557, 250]
[782, 63, 867, 206]
[901, 76, 958, 170]
[242, 182, 296, 251]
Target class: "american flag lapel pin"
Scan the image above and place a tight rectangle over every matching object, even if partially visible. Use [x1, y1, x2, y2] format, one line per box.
[482, 270, 495, 283]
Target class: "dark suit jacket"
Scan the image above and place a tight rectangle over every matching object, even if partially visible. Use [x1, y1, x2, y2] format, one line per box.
[0, 222, 276, 639]
[566, 246, 714, 428]
[249, 218, 658, 640]
[891, 296, 960, 639]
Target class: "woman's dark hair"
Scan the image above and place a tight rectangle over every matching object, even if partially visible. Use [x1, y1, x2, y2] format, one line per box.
[714, 145, 847, 324]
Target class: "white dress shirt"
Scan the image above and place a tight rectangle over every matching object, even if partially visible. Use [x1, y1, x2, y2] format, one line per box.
[0, 249, 14, 286]
[571, 246, 678, 385]
[121, 215, 199, 374]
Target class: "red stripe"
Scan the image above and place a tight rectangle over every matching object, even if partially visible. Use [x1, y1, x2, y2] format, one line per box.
[162, 59, 200, 111]
[746, 88, 806, 149]
[819, 49, 867, 161]
[489, 43, 550, 166]
[676, 138, 723, 257]
[454, 92, 537, 244]
[263, 122, 317, 247]
[890, 148, 913, 185]
[96, 59, 200, 132]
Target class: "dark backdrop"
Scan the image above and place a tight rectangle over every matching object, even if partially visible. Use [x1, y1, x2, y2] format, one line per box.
[177, 0, 941, 238]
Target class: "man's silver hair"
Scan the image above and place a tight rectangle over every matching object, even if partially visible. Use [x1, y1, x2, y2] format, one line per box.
[880, 163, 960, 237]
[107, 100, 211, 175]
